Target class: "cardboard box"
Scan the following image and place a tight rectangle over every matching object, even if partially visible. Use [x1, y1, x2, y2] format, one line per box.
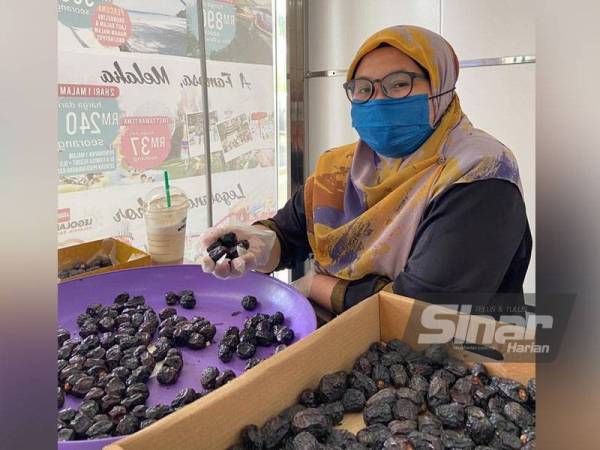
[58, 238, 151, 282]
[106, 292, 535, 450]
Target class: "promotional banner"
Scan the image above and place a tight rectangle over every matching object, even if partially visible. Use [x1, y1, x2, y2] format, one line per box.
[57, 0, 279, 262]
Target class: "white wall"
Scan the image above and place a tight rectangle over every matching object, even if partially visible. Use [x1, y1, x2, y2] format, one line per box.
[442, 0, 535, 292]
[305, 0, 536, 292]
[441, 0, 535, 59]
[307, 0, 441, 73]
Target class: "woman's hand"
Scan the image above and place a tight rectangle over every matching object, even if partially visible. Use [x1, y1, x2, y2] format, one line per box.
[198, 224, 279, 279]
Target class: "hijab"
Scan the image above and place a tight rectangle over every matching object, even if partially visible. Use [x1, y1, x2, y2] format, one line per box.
[304, 25, 522, 280]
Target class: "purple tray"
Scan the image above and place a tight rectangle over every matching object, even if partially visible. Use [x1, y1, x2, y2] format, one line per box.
[58, 265, 317, 450]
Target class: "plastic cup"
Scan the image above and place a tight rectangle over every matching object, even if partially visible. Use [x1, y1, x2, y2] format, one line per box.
[143, 186, 188, 265]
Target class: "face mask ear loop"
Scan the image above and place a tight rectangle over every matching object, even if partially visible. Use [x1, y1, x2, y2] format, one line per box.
[428, 87, 456, 100]
[429, 88, 457, 128]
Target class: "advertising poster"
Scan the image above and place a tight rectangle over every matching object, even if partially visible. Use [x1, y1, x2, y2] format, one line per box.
[57, 0, 278, 262]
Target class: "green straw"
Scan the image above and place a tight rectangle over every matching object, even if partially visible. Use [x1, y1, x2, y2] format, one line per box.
[163, 171, 172, 208]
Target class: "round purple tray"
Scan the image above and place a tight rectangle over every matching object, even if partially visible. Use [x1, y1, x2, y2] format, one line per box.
[58, 265, 317, 450]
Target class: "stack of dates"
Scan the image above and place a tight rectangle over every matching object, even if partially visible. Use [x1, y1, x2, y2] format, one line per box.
[232, 340, 536, 450]
[216, 311, 296, 368]
[56, 292, 217, 441]
[58, 256, 113, 279]
[207, 232, 250, 262]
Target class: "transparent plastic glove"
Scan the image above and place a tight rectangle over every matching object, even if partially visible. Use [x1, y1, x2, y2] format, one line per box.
[290, 270, 316, 299]
[198, 224, 277, 279]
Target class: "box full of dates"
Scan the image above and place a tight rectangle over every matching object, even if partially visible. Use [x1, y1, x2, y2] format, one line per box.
[58, 238, 150, 283]
[106, 292, 536, 450]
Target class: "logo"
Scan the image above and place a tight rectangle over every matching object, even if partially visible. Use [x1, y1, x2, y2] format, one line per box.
[58, 209, 95, 234]
[58, 208, 71, 224]
[401, 294, 576, 364]
[418, 304, 553, 357]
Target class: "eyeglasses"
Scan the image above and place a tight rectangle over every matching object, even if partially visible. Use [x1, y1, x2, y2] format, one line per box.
[343, 70, 429, 104]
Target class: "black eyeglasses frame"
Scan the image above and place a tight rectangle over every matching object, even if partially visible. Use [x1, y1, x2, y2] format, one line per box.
[343, 70, 429, 104]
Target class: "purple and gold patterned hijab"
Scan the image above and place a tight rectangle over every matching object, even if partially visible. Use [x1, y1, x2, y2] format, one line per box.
[304, 25, 522, 281]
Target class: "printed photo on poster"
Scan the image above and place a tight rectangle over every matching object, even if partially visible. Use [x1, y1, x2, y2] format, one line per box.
[217, 113, 254, 162]
[58, 0, 200, 57]
[187, 0, 273, 65]
[186, 110, 220, 156]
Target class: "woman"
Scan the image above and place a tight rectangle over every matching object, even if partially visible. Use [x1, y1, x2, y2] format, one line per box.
[199, 25, 532, 316]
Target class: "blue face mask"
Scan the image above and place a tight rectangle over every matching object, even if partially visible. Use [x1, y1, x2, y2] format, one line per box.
[351, 94, 434, 158]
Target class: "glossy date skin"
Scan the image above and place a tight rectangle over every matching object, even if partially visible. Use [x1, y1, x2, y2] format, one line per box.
[231, 340, 536, 450]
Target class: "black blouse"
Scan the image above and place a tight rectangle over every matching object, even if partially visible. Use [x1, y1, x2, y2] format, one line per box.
[259, 179, 532, 315]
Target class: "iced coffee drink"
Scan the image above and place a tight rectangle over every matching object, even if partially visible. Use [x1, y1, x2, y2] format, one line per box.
[143, 186, 188, 265]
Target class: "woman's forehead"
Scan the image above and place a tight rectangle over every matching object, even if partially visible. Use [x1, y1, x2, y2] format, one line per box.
[355, 46, 423, 77]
